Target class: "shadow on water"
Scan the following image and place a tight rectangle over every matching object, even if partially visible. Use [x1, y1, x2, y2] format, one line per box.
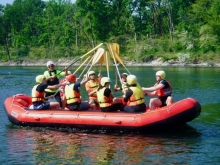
[6, 122, 201, 138]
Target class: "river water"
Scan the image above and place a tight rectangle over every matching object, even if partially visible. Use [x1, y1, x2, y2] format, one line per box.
[0, 66, 220, 164]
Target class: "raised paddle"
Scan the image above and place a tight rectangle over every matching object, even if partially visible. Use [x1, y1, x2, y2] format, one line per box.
[111, 44, 131, 75]
[87, 48, 105, 73]
[104, 50, 110, 78]
[107, 44, 122, 84]
[73, 56, 91, 74]
[56, 43, 103, 76]
[112, 43, 119, 56]
[99, 53, 105, 74]
[78, 56, 94, 79]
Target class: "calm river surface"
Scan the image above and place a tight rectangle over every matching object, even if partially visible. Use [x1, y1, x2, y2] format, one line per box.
[0, 66, 220, 164]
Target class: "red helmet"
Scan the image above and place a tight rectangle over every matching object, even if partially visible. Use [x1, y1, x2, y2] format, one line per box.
[66, 74, 76, 82]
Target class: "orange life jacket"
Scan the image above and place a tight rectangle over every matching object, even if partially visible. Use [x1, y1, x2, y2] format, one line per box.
[32, 84, 45, 102]
[85, 78, 99, 99]
[156, 80, 172, 97]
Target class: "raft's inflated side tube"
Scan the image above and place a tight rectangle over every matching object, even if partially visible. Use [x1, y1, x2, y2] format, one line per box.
[4, 94, 201, 132]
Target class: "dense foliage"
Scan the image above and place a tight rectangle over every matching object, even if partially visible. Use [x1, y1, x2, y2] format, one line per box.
[0, 0, 220, 63]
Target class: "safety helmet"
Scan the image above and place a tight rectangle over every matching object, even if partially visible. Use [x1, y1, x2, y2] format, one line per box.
[127, 75, 137, 85]
[66, 74, 76, 82]
[101, 77, 111, 86]
[155, 70, 166, 79]
[47, 61, 55, 67]
[88, 70, 96, 77]
[36, 75, 45, 83]
[121, 73, 128, 77]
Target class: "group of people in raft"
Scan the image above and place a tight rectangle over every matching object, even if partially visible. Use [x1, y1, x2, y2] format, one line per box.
[31, 60, 173, 112]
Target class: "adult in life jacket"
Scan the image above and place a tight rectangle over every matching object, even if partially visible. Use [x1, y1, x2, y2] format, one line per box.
[64, 74, 90, 111]
[43, 61, 69, 107]
[32, 75, 66, 110]
[114, 72, 129, 105]
[96, 77, 123, 112]
[142, 70, 173, 110]
[122, 75, 146, 113]
[85, 71, 102, 110]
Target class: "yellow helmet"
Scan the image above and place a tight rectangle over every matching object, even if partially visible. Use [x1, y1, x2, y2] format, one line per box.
[127, 75, 137, 85]
[88, 70, 96, 77]
[101, 77, 111, 86]
[156, 70, 166, 79]
[36, 75, 45, 83]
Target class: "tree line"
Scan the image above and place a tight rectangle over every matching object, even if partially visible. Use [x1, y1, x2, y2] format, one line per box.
[0, 0, 220, 63]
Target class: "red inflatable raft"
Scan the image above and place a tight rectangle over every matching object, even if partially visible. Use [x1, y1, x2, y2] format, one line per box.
[4, 94, 201, 131]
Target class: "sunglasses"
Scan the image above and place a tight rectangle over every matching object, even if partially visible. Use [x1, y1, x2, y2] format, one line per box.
[48, 65, 54, 68]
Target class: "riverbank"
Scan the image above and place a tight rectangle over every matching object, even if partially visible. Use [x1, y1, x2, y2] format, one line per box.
[0, 58, 220, 67]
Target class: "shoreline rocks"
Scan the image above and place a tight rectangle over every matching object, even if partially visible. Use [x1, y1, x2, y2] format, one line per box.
[0, 58, 220, 67]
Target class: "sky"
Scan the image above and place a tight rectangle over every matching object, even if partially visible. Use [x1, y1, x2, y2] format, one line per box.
[1, 0, 14, 6]
[1, 0, 76, 6]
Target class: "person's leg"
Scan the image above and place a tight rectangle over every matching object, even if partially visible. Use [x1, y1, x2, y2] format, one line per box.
[49, 102, 60, 109]
[113, 97, 122, 104]
[123, 105, 134, 112]
[54, 91, 62, 107]
[61, 94, 66, 109]
[89, 98, 96, 110]
[149, 98, 162, 110]
[166, 96, 173, 105]
[79, 102, 90, 110]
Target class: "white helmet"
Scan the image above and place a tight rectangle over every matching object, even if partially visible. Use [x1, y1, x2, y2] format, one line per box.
[121, 73, 128, 77]
[47, 61, 55, 67]
[101, 77, 111, 86]
[156, 70, 166, 79]
[127, 75, 137, 85]
[36, 75, 45, 83]
[88, 70, 96, 77]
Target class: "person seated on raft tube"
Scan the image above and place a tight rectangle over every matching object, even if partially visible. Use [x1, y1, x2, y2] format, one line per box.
[85, 70, 102, 110]
[32, 75, 67, 110]
[64, 74, 90, 111]
[114, 72, 129, 105]
[59, 71, 72, 109]
[122, 75, 146, 113]
[96, 77, 123, 112]
[142, 70, 173, 110]
[43, 61, 69, 108]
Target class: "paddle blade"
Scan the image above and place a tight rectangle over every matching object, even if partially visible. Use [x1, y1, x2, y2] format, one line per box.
[104, 51, 110, 77]
[112, 43, 119, 56]
[92, 48, 105, 65]
[99, 54, 105, 65]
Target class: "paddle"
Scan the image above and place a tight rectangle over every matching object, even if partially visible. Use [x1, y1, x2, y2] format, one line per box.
[112, 43, 119, 57]
[107, 43, 123, 87]
[73, 56, 91, 75]
[87, 48, 105, 73]
[78, 56, 94, 79]
[56, 43, 103, 76]
[112, 47, 131, 75]
[99, 53, 105, 74]
[45, 87, 63, 99]
[104, 51, 110, 78]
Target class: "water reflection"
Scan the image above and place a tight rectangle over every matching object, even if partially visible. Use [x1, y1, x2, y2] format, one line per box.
[5, 124, 202, 164]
